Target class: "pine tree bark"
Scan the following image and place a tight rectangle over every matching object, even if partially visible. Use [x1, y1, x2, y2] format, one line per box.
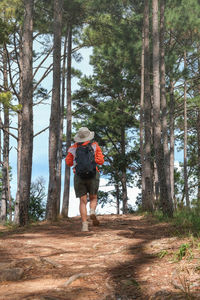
[14, 113, 22, 223]
[62, 26, 72, 218]
[115, 183, 120, 214]
[16, 0, 33, 226]
[160, 0, 173, 214]
[1, 45, 9, 223]
[152, 0, 172, 216]
[119, 94, 128, 214]
[14, 32, 23, 223]
[121, 129, 128, 214]
[183, 50, 190, 208]
[143, 0, 154, 211]
[197, 109, 200, 201]
[153, 161, 159, 205]
[57, 29, 68, 216]
[47, 0, 63, 221]
[152, 0, 161, 194]
[0, 106, 1, 165]
[198, 48, 200, 202]
[140, 27, 145, 206]
[169, 79, 175, 209]
[5, 45, 12, 223]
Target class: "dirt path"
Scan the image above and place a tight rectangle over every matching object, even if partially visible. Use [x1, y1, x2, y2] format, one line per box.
[0, 214, 200, 300]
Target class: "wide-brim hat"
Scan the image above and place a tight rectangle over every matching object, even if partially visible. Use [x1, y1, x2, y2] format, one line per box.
[74, 127, 94, 143]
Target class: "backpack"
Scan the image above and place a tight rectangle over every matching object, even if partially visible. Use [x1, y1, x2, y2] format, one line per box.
[75, 143, 97, 179]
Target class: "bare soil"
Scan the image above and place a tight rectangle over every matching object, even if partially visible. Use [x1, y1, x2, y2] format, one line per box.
[0, 214, 200, 300]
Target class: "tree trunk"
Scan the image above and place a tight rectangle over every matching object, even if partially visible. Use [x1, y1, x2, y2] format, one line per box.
[121, 125, 128, 214]
[0, 107, 2, 220]
[121, 170, 128, 214]
[169, 79, 175, 209]
[14, 30, 23, 223]
[0, 105, 1, 165]
[198, 48, 200, 202]
[197, 108, 200, 202]
[160, 0, 173, 214]
[152, 0, 161, 193]
[143, 0, 154, 212]
[152, 0, 171, 216]
[57, 29, 68, 216]
[115, 183, 120, 214]
[1, 45, 9, 223]
[14, 112, 22, 223]
[62, 26, 72, 218]
[153, 161, 159, 206]
[119, 93, 128, 214]
[16, 0, 33, 226]
[47, 0, 63, 221]
[183, 50, 190, 208]
[140, 27, 145, 206]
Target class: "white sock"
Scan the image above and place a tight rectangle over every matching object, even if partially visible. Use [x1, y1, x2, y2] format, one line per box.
[82, 221, 88, 231]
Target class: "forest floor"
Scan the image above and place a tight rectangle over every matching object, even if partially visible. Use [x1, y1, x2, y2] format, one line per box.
[0, 214, 200, 300]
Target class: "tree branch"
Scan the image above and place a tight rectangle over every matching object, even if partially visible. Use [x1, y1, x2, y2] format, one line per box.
[34, 126, 49, 138]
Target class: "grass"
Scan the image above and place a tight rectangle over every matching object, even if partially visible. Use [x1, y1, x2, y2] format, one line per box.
[157, 250, 168, 259]
[172, 267, 193, 300]
[142, 209, 200, 264]
[144, 208, 200, 237]
[173, 243, 194, 262]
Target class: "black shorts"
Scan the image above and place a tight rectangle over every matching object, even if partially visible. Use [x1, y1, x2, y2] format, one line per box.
[74, 172, 100, 198]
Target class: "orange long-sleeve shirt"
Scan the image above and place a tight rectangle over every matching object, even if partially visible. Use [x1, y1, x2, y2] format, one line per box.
[65, 141, 104, 172]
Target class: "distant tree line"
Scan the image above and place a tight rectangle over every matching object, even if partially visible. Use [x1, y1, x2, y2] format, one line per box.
[0, 0, 200, 225]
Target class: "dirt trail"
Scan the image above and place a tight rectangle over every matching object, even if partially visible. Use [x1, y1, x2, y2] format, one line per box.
[0, 214, 200, 300]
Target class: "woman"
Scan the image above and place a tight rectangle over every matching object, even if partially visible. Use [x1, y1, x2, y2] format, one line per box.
[65, 127, 104, 231]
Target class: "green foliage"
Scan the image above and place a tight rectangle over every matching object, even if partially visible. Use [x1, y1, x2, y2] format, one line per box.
[157, 250, 168, 259]
[34, 86, 49, 103]
[151, 208, 200, 236]
[174, 209, 200, 232]
[0, 92, 12, 107]
[63, 0, 88, 26]
[178, 243, 189, 259]
[34, 0, 53, 34]
[98, 190, 112, 208]
[29, 177, 46, 222]
[0, 92, 22, 112]
[0, 18, 11, 44]
[0, 0, 22, 18]
[0, 0, 23, 44]
[127, 204, 136, 214]
[166, 0, 200, 37]
[174, 243, 194, 261]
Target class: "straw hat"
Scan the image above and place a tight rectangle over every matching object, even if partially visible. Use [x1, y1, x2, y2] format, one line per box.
[74, 127, 94, 143]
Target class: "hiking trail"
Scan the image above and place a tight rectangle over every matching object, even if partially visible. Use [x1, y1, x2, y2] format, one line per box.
[0, 214, 200, 299]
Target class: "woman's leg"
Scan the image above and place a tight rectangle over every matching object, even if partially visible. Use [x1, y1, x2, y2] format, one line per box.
[89, 194, 98, 213]
[80, 194, 88, 222]
[89, 194, 99, 226]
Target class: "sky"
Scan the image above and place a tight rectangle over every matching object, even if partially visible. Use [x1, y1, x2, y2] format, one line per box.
[6, 41, 183, 217]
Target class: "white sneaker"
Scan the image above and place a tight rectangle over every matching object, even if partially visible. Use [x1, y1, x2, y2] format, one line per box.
[81, 222, 89, 232]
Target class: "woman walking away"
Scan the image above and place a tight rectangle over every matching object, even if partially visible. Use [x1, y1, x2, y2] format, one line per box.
[65, 127, 104, 231]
